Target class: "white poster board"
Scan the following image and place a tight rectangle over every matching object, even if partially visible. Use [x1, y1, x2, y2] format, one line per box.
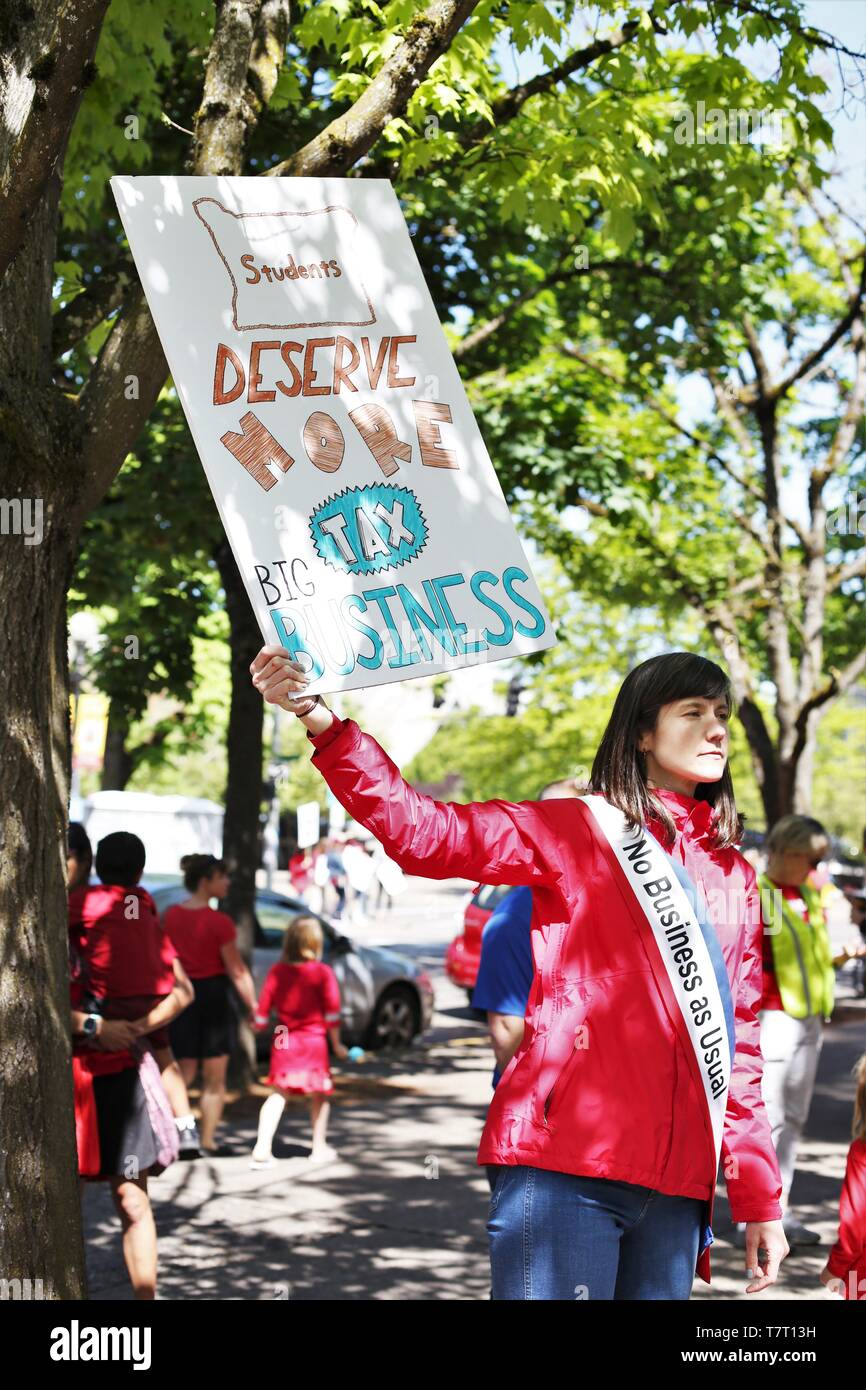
[110, 176, 556, 695]
[327, 793, 347, 833]
[296, 800, 321, 850]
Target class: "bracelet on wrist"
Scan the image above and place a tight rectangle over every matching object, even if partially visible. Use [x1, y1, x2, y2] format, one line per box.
[290, 693, 323, 718]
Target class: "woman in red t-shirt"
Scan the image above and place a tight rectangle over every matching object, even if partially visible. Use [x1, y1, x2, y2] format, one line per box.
[250, 915, 347, 1167]
[163, 855, 257, 1155]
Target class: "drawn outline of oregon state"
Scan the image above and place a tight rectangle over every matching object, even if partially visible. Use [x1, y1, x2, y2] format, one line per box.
[192, 197, 378, 332]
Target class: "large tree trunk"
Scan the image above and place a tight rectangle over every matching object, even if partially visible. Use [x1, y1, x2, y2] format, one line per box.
[215, 541, 265, 952]
[0, 142, 90, 1292]
[215, 542, 265, 1087]
[0, 521, 86, 1298]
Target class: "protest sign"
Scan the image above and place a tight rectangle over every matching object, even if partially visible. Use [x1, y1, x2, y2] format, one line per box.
[110, 176, 557, 695]
[296, 801, 321, 850]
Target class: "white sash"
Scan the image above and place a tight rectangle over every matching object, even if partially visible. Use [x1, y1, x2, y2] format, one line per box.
[579, 794, 733, 1171]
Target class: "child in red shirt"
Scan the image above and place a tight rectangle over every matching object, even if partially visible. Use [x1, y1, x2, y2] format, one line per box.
[821, 1051, 866, 1301]
[250, 914, 347, 1166]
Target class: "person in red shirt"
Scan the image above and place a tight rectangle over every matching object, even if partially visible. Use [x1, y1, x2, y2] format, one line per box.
[163, 854, 257, 1155]
[70, 829, 193, 1299]
[250, 914, 347, 1167]
[67, 823, 109, 1178]
[76, 833, 196, 1108]
[821, 1050, 866, 1301]
[288, 846, 315, 897]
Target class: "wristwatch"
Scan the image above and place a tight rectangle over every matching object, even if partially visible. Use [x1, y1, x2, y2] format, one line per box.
[81, 1013, 101, 1039]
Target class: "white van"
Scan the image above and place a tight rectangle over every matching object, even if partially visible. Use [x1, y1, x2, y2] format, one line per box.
[79, 790, 224, 875]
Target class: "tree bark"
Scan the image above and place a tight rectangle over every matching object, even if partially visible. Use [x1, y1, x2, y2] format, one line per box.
[215, 542, 265, 1088]
[215, 540, 264, 956]
[100, 707, 133, 791]
[0, 74, 93, 1287]
[0, 513, 86, 1298]
[0, 0, 109, 281]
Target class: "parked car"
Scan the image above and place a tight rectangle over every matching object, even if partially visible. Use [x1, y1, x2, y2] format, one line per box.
[445, 882, 516, 1003]
[146, 880, 434, 1052]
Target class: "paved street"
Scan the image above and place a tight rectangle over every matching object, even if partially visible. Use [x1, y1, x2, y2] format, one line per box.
[83, 876, 866, 1301]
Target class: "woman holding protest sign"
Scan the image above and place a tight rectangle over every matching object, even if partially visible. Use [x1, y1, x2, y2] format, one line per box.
[250, 645, 788, 1301]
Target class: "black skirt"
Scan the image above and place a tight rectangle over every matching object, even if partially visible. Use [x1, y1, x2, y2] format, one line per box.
[169, 973, 234, 1060]
[87, 1066, 160, 1181]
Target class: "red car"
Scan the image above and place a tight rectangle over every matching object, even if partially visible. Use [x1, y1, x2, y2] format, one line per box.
[445, 883, 516, 1002]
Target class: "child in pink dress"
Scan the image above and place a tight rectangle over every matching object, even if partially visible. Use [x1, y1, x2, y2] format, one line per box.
[251, 915, 347, 1166]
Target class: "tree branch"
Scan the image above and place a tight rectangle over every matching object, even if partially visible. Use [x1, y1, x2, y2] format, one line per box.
[0, 0, 109, 283]
[796, 178, 858, 296]
[817, 319, 866, 484]
[265, 0, 480, 177]
[75, 0, 290, 519]
[827, 550, 866, 592]
[772, 254, 866, 401]
[458, 15, 648, 151]
[711, 0, 866, 63]
[52, 261, 133, 358]
[190, 0, 289, 174]
[742, 313, 772, 396]
[560, 343, 778, 557]
[789, 649, 866, 766]
[454, 252, 671, 359]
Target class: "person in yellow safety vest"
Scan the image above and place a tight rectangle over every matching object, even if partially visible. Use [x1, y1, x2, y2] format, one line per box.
[753, 814, 838, 1248]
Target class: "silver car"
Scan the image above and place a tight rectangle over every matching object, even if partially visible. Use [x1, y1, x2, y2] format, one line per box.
[147, 880, 434, 1051]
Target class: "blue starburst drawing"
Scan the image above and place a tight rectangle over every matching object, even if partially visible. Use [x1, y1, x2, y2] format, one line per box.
[309, 483, 428, 576]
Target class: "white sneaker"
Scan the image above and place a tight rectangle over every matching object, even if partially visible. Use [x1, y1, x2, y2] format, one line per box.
[308, 1144, 339, 1165]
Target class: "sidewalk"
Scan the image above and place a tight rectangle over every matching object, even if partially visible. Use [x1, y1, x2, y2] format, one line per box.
[83, 1030, 498, 1300]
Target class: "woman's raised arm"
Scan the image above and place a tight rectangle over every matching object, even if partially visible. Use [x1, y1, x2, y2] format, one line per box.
[250, 646, 560, 890]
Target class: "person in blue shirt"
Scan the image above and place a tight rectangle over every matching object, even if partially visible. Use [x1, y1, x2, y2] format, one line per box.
[471, 777, 584, 1191]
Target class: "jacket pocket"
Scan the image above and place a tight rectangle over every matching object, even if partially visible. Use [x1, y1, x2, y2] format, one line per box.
[542, 1044, 583, 1127]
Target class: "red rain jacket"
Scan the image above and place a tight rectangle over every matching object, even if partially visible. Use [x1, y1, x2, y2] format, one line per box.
[309, 715, 783, 1283]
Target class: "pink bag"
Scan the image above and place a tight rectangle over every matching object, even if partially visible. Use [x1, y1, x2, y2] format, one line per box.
[134, 1041, 179, 1174]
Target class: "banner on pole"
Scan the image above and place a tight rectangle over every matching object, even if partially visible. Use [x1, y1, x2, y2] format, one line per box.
[327, 792, 347, 834]
[111, 176, 557, 695]
[296, 801, 321, 850]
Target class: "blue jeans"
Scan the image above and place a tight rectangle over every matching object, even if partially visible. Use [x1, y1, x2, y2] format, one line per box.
[487, 1165, 706, 1300]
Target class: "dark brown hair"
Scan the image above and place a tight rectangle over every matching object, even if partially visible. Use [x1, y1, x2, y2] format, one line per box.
[183, 854, 227, 893]
[68, 822, 93, 875]
[589, 651, 743, 849]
